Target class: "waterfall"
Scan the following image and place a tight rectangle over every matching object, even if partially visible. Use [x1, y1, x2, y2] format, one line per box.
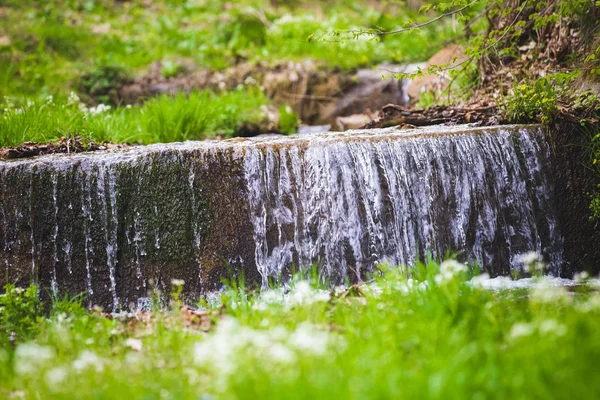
[244, 126, 563, 286]
[0, 125, 564, 309]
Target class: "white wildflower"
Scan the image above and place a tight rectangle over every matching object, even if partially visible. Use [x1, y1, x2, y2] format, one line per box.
[67, 91, 80, 106]
[362, 282, 383, 297]
[576, 294, 600, 313]
[73, 350, 104, 372]
[14, 342, 54, 374]
[588, 278, 600, 290]
[509, 322, 535, 340]
[574, 271, 590, 282]
[253, 289, 284, 310]
[518, 251, 545, 273]
[392, 279, 414, 295]
[194, 317, 337, 387]
[287, 281, 329, 306]
[518, 251, 539, 266]
[288, 323, 330, 355]
[88, 104, 111, 115]
[469, 273, 491, 288]
[244, 76, 257, 85]
[530, 278, 572, 305]
[170, 279, 185, 287]
[267, 343, 296, 364]
[440, 260, 468, 275]
[434, 260, 467, 285]
[218, 81, 226, 90]
[125, 338, 143, 352]
[45, 95, 54, 104]
[538, 319, 567, 336]
[194, 317, 238, 374]
[45, 367, 68, 388]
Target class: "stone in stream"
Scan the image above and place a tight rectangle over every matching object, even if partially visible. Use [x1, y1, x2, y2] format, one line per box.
[0, 124, 582, 310]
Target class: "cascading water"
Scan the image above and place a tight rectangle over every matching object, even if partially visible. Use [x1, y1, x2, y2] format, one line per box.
[0, 125, 564, 309]
[244, 126, 563, 286]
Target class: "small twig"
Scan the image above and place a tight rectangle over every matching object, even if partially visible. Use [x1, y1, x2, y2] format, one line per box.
[376, 1, 478, 36]
[463, 3, 494, 31]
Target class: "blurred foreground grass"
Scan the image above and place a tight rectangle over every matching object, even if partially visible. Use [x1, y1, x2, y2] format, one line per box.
[1, 258, 599, 399]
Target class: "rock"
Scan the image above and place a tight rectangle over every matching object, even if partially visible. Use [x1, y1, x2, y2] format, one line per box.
[335, 113, 373, 131]
[0, 36, 11, 47]
[406, 45, 467, 104]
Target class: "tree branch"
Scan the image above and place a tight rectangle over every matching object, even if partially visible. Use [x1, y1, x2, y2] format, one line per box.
[439, 0, 530, 72]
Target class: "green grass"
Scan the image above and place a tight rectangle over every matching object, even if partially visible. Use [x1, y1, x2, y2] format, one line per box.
[1, 259, 599, 399]
[0, 0, 461, 100]
[0, 0, 467, 146]
[0, 87, 271, 147]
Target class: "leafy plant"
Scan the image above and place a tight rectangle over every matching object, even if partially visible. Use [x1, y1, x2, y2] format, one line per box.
[277, 105, 298, 135]
[80, 64, 130, 106]
[0, 284, 42, 342]
[500, 77, 559, 124]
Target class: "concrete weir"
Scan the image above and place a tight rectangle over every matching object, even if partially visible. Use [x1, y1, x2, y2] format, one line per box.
[0, 125, 574, 309]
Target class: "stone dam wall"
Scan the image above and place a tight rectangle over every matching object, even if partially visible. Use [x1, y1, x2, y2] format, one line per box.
[0, 125, 597, 310]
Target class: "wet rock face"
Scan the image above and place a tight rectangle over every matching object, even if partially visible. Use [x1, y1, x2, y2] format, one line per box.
[0, 145, 256, 309]
[0, 125, 576, 309]
[548, 120, 600, 277]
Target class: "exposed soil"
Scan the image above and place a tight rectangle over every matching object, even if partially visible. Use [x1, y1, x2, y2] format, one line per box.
[0, 137, 129, 160]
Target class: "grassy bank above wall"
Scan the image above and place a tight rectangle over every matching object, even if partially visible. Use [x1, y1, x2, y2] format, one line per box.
[0, 88, 271, 147]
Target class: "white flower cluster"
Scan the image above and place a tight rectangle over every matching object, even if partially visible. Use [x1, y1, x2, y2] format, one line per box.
[576, 294, 600, 313]
[390, 278, 429, 295]
[530, 278, 572, 305]
[517, 251, 545, 274]
[66, 91, 111, 115]
[2, 97, 34, 117]
[253, 280, 330, 311]
[287, 281, 330, 306]
[88, 104, 111, 115]
[573, 271, 590, 282]
[509, 318, 567, 340]
[72, 350, 104, 372]
[193, 317, 339, 388]
[14, 343, 54, 375]
[469, 273, 491, 288]
[13, 342, 109, 391]
[434, 260, 468, 285]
